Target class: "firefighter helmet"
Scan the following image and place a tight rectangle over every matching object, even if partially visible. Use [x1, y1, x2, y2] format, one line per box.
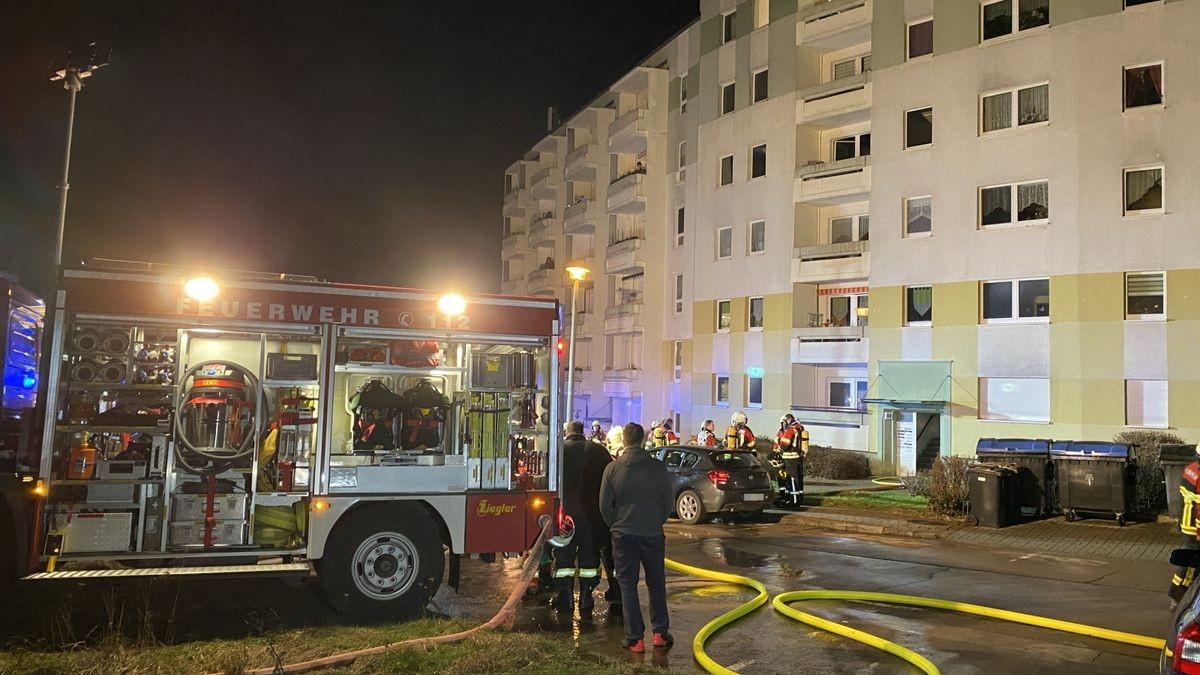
[731, 411, 747, 426]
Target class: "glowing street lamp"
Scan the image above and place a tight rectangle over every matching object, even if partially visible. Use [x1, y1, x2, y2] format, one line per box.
[563, 266, 589, 424]
[438, 292, 466, 317]
[184, 276, 220, 302]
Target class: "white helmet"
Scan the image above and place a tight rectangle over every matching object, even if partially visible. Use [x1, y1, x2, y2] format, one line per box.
[606, 426, 625, 454]
[779, 414, 790, 425]
[591, 420, 602, 430]
[731, 411, 747, 426]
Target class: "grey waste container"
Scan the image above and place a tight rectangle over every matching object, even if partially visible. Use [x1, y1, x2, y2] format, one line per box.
[976, 438, 1053, 517]
[1051, 441, 1135, 526]
[967, 464, 1020, 528]
[1161, 444, 1197, 521]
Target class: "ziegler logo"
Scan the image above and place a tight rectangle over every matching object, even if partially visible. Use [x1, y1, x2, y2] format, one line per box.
[476, 499, 518, 517]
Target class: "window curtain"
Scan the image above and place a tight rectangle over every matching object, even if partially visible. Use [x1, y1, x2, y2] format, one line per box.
[1017, 182, 1049, 220]
[981, 186, 1012, 225]
[831, 217, 853, 244]
[1019, 0, 1050, 30]
[829, 297, 850, 326]
[983, 93, 1011, 132]
[907, 197, 932, 233]
[1126, 168, 1162, 210]
[859, 215, 870, 241]
[1017, 84, 1049, 125]
[908, 286, 932, 321]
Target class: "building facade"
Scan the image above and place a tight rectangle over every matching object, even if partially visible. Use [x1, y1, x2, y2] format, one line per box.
[501, 0, 1194, 471]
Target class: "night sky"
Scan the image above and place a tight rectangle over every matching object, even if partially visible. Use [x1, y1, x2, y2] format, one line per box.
[0, 1, 698, 298]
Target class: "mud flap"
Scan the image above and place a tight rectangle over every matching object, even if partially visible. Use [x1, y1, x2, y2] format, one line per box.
[448, 552, 461, 591]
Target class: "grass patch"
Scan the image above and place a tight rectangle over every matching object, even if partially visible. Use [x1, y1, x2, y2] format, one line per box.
[804, 489, 930, 515]
[0, 619, 638, 675]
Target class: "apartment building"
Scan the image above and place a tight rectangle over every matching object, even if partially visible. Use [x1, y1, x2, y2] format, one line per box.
[502, 0, 1195, 472]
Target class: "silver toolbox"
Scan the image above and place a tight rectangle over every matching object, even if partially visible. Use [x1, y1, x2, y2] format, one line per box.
[170, 493, 248, 522]
[96, 459, 148, 480]
[168, 520, 246, 547]
[62, 512, 133, 553]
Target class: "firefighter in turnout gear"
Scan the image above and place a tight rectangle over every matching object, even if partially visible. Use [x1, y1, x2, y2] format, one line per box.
[725, 411, 755, 450]
[590, 421, 607, 446]
[696, 419, 718, 447]
[1170, 454, 1200, 607]
[776, 414, 808, 507]
[553, 421, 609, 614]
[651, 419, 680, 448]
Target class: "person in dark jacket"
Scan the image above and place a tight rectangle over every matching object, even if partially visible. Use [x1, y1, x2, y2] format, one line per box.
[553, 421, 609, 614]
[578, 422, 620, 607]
[599, 423, 673, 653]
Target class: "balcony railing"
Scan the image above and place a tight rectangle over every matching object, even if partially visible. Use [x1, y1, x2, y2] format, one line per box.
[604, 302, 643, 319]
[607, 170, 647, 214]
[608, 108, 648, 152]
[795, 324, 865, 341]
[564, 144, 598, 179]
[796, 73, 872, 126]
[796, 240, 869, 261]
[797, 155, 869, 179]
[797, 0, 871, 47]
[564, 197, 596, 234]
[795, 156, 871, 204]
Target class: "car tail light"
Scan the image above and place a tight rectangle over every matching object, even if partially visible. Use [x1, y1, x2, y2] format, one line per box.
[707, 470, 729, 488]
[1174, 621, 1200, 674]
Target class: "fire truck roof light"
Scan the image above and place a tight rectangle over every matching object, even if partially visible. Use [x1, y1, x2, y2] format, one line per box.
[437, 293, 466, 317]
[184, 276, 220, 302]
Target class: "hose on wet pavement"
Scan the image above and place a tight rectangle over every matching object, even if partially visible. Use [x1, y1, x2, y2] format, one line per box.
[663, 557, 769, 675]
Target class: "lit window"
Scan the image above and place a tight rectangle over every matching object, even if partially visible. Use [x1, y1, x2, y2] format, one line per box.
[1124, 167, 1163, 215]
[753, 68, 769, 103]
[981, 278, 1049, 322]
[981, 84, 1049, 134]
[748, 296, 764, 330]
[680, 74, 689, 113]
[979, 180, 1049, 227]
[907, 19, 933, 59]
[717, 227, 733, 260]
[1126, 271, 1164, 319]
[906, 286, 933, 325]
[719, 154, 734, 186]
[754, 0, 769, 29]
[750, 144, 767, 178]
[749, 220, 766, 254]
[721, 82, 736, 115]
[717, 300, 732, 332]
[904, 197, 932, 237]
[715, 375, 730, 405]
[746, 376, 763, 407]
[905, 107, 933, 148]
[1126, 379, 1167, 427]
[980, 377, 1050, 422]
[828, 293, 868, 327]
[981, 0, 1049, 43]
[1124, 63, 1163, 110]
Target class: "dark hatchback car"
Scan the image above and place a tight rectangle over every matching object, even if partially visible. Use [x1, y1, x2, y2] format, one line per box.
[655, 445, 773, 524]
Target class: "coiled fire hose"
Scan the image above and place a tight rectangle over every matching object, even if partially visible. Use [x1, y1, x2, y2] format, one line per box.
[233, 518, 553, 675]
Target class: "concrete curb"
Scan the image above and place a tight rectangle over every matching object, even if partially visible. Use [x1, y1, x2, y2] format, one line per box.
[776, 508, 958, 540]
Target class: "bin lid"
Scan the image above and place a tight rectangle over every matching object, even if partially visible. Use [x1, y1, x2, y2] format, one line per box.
[978, 438, 1051, 454]
[975, 438, 997, 452]
[1050, 441, 1131, 458]
[1160, 444, 1198, 463]
[968, 463, 1016, 476]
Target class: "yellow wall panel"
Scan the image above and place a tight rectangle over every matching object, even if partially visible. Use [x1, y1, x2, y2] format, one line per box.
[765, 293, 793, 331]
[694, 300, 715, 335]
[936, 281, 978, 327]
[870, 286, 903, 329]
[1169, 270, 1200, 321]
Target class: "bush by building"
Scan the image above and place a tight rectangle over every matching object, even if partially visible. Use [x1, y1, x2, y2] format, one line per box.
[930, 456, 970, 516]
[805, 445, 871, 480]
[1114, 429, 1185, 515]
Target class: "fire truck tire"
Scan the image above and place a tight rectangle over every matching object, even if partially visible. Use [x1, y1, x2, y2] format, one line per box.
[319, 504, 444, 619]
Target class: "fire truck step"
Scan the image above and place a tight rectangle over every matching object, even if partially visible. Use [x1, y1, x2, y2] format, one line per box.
[23, 562, 311, 580]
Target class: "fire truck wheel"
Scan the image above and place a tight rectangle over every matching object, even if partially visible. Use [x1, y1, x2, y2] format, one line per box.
[320, 504, 444, 619]
[675, 489, 707, 525]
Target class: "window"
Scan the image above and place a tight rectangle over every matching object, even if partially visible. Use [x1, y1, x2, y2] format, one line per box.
[502, 260, 512, 282]
[907, 19, 933, 59]
[828, 293, 868, 327]
[982, 278, 1049, 321]
[905, 107, 933, 148]
[750, 144, 767, 178]
[721, 82, 736, 115]
[1124, 166, 1163, 214]
[717, 227, 733, 260]
[1126, 380, 1167, 427]
[1126, 271, 1164, 318]
[980, 377, 1050, 422]
[1125, 0, 1160, 6]
[906, 286, 933, 325]
[723, 11, 736, 43]
[674, 274, 685, 314]
[832, 133, 871, 161]
[749, 220, 766, 254]
[753, 68, 769, 103]
[830, 214, 869, 243]
[715, 375, 730, 405]
[746, 375, 763, 407]
[832, 58, 857, 81]
[719, 154, 734, 186]
[678, 140, 688, 170]
[979, 180, 1049, 227]
[1124, 63, 1163, 109]
[673, 341, 683, 382]
[748, 296, 764, 330]
[717, 300, 732, 332]
[504, 174, 515, 193]
[754, 0, 770, 29]
[676, 207, 685, 246]
[981, 84, 1049, 134]
[680, 73, 689, 113]
[981, 0, 1049, 42]
[827, 378, 868, 411]
[903, 197, 932, 237]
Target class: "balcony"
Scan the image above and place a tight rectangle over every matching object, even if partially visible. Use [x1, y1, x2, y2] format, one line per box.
[608, 108, 649, 154]
[603, 302, 644, 335]
[602, 368, 640, 397]
[501, 231, 527, 260]
[607, 170, 647, 214]
[526, 268, 555, 295]
[500, 278, 527, 295]
[529, 167, 559, 200]
[564, 143, 601, 181]
[567, 311, 593, 341]
[528, 213, 556, 247]
[564, 197, 600, 234]
[501, 188, 527, 216]
[796, 73, 872, 127]
[605, 237, 644, 275]
[797, 0, 871, 49]
[792, 326, 868, 364]
[792, 240, 870, 284]
[794, 156, 871, 205]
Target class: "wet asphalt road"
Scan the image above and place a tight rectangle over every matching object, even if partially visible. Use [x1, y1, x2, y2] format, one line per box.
[0, 517, 1172, 673]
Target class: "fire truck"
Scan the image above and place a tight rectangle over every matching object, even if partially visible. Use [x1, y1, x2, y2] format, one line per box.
[5, 263, 562, 618]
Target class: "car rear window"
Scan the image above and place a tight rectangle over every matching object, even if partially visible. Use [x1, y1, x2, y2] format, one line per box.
[709, 452, 759, 469]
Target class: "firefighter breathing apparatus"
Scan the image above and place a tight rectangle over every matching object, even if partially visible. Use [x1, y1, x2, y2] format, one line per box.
[175, 360, 261, 475]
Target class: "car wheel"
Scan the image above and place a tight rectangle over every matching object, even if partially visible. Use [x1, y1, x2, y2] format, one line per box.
[319, 503, 444, 619]
[676, 489, 707, 525]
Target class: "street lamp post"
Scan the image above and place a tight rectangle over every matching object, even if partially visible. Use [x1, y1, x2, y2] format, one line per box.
[563, 266, 589, 425]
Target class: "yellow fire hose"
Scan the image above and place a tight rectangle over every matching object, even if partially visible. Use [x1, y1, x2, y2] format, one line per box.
[871, 477, 905, 487]
[664, 558, 770, 675]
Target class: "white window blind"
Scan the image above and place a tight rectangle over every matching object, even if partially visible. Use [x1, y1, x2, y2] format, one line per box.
[980, 377, 1050, 422]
